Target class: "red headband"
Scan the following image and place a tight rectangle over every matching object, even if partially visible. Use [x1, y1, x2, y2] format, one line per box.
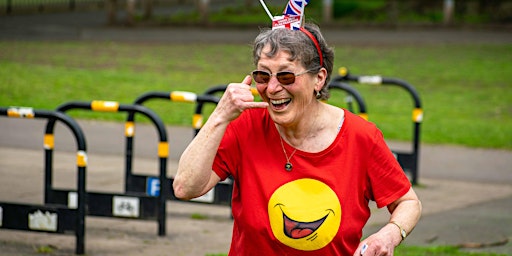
[299, 27, 323, 67]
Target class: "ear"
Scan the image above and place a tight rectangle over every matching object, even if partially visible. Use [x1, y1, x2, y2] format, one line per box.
[314, 68, 328, 92]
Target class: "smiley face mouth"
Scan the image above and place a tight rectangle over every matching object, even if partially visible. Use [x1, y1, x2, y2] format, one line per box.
[278, 207, 335, 240]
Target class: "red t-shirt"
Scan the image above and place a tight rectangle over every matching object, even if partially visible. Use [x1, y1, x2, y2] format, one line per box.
[213, 108, 410, 255]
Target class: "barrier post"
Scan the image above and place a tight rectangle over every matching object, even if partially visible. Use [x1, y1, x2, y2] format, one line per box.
[327, 81, 368, 120]
[333, 67, 423, 185]
[44, 101, 167, 236]
[125, 91, 229, 205]
[0, 106, 87, 254]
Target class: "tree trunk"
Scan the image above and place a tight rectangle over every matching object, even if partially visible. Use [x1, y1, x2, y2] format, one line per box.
[142, 0, 153, 20]
[387, 0, 399, 26]
[106, 0, 117, 25]
[143, 0, 153, 20]
[126, 0, 136, 26]
[443, 0, 454, 25]
[198, 0, 209, 25]
[323, 0, 333, 24]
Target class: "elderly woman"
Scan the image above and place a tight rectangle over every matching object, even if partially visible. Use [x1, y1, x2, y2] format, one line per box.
[174, 23, 421, 256]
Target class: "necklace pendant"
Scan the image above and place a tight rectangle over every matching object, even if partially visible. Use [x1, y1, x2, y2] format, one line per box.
[285, 162, 293, 172]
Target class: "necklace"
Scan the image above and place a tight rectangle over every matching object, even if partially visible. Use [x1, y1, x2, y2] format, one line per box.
[278, 111, 319, 172]
[279, 136, 298, 171]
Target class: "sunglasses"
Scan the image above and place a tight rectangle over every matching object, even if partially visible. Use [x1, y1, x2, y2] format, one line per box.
[251, 70, 311, 85]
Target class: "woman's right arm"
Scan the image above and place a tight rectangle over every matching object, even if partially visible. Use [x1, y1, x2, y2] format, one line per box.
[173, 76, 268, 200]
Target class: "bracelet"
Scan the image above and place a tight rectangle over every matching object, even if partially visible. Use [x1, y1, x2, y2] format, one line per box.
[389, 221, 407, 241]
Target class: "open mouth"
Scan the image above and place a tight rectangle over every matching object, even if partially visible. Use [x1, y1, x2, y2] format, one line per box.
[282, 212, 328, 239]
[270, 98, 291, 110]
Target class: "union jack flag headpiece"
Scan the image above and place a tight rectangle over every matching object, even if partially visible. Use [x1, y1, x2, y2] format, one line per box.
[259, 0, 323, 66]
[283, 0, 310, 16]
[259, 0, 309, 30]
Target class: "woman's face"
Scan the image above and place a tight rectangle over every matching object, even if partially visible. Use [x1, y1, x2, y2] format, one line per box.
[255, 46, 321, 127]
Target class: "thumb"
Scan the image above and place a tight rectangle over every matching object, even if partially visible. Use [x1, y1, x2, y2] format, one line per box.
[242, 75, 252, 86]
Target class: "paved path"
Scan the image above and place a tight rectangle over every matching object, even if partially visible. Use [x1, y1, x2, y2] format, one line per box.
[1, 9, 512, 44]
[1, 9, 512, 255]
[1, 118, 511, 255]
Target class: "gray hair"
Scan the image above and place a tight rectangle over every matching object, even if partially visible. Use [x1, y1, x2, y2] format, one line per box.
[252, 23, 334, 100]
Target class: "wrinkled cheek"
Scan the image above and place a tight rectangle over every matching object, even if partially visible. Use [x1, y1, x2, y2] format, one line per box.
[256, 84, 267, 101]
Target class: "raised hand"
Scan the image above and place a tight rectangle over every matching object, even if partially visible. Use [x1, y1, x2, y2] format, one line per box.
[214, 75, 269, 123]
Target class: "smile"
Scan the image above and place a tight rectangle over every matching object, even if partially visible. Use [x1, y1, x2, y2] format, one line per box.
[271, 98, 291, 105]
[270, 98, 291, 109]
[282, 212, 329, 239]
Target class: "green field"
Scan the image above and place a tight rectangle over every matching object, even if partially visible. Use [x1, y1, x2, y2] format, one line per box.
[0, 41, 511, 150]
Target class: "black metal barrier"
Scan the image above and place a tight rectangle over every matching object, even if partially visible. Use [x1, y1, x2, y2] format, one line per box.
[327, 81, 368, 120]
[123, 91, 232, 205]
[0, 106, 86, 255]
[333, 67, 423, 185]
[44, 101, 167, 236]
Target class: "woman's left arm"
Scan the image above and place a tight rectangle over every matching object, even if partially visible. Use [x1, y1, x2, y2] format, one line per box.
[353, 187, 422, 256]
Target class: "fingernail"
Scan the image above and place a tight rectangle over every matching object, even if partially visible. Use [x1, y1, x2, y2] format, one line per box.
[361, 244, 368, 255]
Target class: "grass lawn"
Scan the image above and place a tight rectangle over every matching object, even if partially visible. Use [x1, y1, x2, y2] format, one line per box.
[1, 41, 510, 150]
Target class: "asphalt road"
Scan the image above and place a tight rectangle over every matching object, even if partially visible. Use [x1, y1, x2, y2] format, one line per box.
[1, 8, 512, 44]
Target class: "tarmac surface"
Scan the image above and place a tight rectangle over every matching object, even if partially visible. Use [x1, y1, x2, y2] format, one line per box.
[1, 7, 512, 44]
[1, 7, 512, 256]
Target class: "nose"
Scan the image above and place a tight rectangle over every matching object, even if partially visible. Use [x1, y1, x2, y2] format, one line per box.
[266, 75, 283, 94]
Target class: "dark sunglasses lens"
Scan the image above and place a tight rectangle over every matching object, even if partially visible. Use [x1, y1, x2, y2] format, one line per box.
[252, 71, 270, 84]
[277, 72, 296, 85]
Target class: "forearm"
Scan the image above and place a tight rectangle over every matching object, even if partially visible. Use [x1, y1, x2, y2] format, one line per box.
[387, 195, 422, 245]
[375, 197, 422, 249]
[379, 188, 422, 248]
[353, 188, 422, 255]
[173, 113, 228, 200]
[174, 77, 267, 200]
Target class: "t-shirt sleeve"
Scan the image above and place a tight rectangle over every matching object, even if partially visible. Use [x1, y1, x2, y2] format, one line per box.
[367, 129, 411, 208]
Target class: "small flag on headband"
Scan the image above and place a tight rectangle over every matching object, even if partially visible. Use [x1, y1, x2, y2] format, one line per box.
[272, 15, 301, 30]
[259, 0, 323, 67]
[283, 0, 310, 16]
[259, 0, 309, 30]
[272, 0, 308, 30]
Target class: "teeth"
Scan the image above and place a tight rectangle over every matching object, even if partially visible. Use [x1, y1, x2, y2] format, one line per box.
[271, 99, 290, 105]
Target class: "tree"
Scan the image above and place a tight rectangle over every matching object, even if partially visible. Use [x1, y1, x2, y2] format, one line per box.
[444, 0, 455, 24]
[323, 0, 333, 23]
[197, 0, 209, 24]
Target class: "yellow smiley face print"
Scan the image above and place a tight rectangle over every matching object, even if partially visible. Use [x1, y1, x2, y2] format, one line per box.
[268, 178, 342, 251]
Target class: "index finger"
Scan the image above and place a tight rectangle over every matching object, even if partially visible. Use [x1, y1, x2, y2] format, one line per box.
[244, 101, 268, 109]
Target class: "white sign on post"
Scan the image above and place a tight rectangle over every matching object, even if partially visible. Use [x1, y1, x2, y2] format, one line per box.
[68, 192, 78, 209]
[113, 196, 140, 218]
[28, 210, 58, 232]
